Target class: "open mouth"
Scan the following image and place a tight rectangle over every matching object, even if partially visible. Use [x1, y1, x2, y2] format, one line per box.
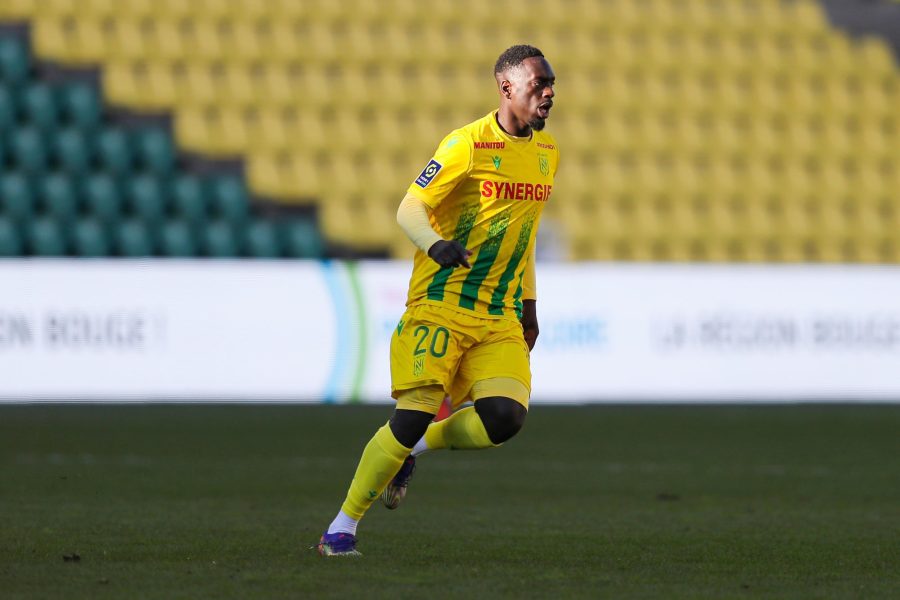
[537, 102, 553, 118]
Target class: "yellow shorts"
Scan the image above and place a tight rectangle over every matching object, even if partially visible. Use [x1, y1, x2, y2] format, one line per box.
[390, 301, 531, 412]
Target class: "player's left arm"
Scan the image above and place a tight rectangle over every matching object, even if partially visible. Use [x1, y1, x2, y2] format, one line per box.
[520, 246, 538, 351]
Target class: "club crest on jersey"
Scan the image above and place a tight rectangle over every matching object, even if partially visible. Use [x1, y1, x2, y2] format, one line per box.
[415, 159, 443, 188]
[538, 153, 550, 176]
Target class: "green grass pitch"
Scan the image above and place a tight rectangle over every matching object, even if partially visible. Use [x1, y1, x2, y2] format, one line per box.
[1, 404, 898, 599]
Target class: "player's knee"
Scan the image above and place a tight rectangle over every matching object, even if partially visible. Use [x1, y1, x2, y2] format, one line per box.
[475, 396, 527, 445]
[389, 408, 434, 448]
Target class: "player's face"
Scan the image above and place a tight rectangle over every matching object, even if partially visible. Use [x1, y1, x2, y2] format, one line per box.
[510, 57, 555, 132]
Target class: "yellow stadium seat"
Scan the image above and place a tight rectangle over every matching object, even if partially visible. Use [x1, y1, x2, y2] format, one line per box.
[103, 61, 176, 111]
[0, 0, 38, 18]
[247, 152, 322, 203]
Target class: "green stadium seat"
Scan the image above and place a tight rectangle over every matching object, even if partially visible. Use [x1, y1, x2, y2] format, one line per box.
[0, 217, 22, 256]
[10, 126, 47, 173]
[171, 174, 209, 225]
[0, 172, 35, 224]
[210, 176, 249, 225]
[0, 85, 15, 132]
[28, 217, 66, 256]
[126, 174, 167, 224]
[159, 219, 197, 257]
[0, 38, 29, 86]
[95, 127, 134, 175]
[20, 82, 58, 130]
[59, 83, 101, 130]
[281, 217, 324, 258]
[40, 173, 79, 224]
[53, 127, 92, 173]
[133, 128, 175, 174]
[244, 219, 281, 258]
[202, 220, 240, 257]
[115, 219, 154, 257]
[72, 218, 109, 257]
[82, 173, 122, 224]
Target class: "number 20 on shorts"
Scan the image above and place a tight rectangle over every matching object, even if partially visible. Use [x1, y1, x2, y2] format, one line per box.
[413, 325, 450, 358]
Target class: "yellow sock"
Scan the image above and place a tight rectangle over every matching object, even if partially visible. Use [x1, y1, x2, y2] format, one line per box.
[340, 423, 411, 520]
[423, 406, 497, 451]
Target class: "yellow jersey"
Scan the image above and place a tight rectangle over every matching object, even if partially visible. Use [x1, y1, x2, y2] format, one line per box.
[405, 111, 559, 319]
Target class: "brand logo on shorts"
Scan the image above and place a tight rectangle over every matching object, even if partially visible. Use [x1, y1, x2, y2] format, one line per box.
[413, 356, 425, 376]
[415, 159, 442, 188]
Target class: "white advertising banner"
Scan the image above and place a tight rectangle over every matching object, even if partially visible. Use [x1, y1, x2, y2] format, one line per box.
[356, 263, 900, 403]
[1, 260, 899, 402]
[0, 260, 335, 401]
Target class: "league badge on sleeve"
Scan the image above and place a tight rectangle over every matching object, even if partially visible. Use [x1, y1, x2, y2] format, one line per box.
[415, 159, 443, 188]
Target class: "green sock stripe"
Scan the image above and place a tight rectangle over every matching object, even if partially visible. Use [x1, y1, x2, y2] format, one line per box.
[427, 203, 479, 302]
[459, 210, 511, 310]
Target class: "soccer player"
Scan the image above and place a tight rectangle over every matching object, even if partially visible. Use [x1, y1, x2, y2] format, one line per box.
[317, 45, 558, 556]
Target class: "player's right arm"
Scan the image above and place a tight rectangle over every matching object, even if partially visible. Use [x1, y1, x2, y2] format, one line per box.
[397, 194, 472, 268]
[399, 131, 475, 268]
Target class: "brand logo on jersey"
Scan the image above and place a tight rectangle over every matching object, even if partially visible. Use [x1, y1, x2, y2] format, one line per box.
[474, 141, 505, 149]
[414, 159, 442, 188]
[480, 180, 553, 202]
[536, 142, 555, 150]
[538, 153, 550, 176]
[491, 155, 502, 169]
[446, 138, 459, 148]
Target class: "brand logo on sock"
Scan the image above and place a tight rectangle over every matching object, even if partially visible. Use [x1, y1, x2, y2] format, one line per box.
[368, 490, 378, 499]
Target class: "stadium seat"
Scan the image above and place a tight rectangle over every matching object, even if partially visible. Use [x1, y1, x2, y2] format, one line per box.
[158, 219, 197, 257]
[72, 217, 109, 257]
[281, 217, 324, 258]
[0, 84, 15, 131]
[201, 220, 239, 257]
[133, 127, 175, 173]
[170, 173, 209, 226]
[125, 174, 167, 224]
[20, 82, 59, 130]
[39, 172, 79, 224]
[0, 216, 22, 256]
[82, 172, 122, 224]
[53, 127, 93, 173]
[10, 126, 47, 173]
[244, 218, 281, 258]
[209, 176, 249, 225]
[0, 172, 35, 224]
[115, 218, 154, 257]
[0, 37, 29, 85]
[27, 217, 66, 255]
[94, 127, 134, 175]
[59, 82, 101, 130]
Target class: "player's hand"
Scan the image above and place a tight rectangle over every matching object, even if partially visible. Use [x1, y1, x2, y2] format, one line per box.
[520, 299, 539, 351]
[428, 240, 473, 269]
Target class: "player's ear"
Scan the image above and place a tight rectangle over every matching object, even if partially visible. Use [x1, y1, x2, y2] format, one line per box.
[499, 79, 512, 99]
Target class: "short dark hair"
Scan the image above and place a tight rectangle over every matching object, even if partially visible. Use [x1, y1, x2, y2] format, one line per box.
[494, 45, 544, 75]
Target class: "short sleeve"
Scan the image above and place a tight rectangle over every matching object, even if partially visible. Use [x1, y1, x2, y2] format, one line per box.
[406, 132, 472, 209]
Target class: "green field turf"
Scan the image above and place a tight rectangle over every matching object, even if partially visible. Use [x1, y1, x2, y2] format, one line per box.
[1, 404, 898, 599]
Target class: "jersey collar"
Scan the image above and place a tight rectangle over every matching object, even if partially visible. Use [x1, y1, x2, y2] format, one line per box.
[490, 110, 533, 144]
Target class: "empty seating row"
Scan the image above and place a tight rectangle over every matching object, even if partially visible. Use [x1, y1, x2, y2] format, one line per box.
[0, 214, 323, 258]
